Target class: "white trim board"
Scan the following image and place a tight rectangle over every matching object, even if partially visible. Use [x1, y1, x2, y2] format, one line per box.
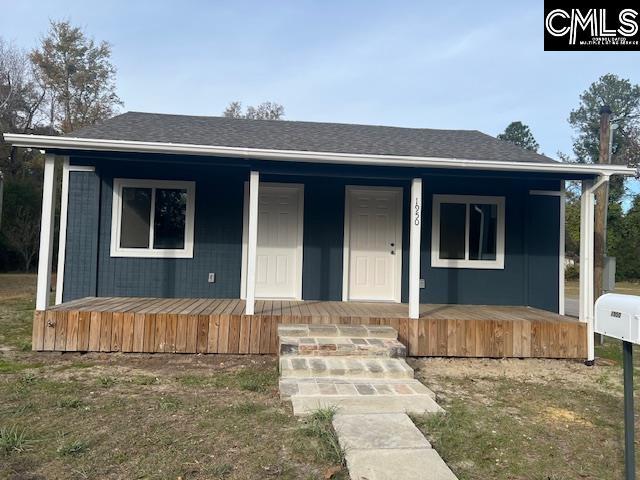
[241, 182, 305, 300]
[409, 178, 423, 319]
[68, 165, 95, 172]
[559, 182, 566, 315]
[110, 178, 196, 258]
[342, 185, 403, 303]
[4, 133, 635, 177]
[431, 194, 506, 270]
[35, 154, 57, 311]
[55, 157, 70, 305]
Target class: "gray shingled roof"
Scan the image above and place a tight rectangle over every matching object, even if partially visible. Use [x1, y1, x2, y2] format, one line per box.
[67, 111, 556, 164]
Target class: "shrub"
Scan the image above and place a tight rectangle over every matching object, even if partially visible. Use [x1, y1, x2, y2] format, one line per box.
[565, 264, 579, 280]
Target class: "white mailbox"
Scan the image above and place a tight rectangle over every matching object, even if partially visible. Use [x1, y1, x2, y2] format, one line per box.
[595, 294, 640, 344]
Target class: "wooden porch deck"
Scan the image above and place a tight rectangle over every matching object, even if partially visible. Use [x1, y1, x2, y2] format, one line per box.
[33, 297, 587, 358]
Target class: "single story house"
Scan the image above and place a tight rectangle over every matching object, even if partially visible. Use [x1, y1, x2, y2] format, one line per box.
[3, 112, 635, 360]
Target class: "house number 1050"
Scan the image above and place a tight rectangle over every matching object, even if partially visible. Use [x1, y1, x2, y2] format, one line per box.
[414, 198, 421, 226]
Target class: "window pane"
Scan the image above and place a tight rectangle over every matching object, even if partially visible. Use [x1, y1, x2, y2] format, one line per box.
[153, 188, 187, 249]
[469, 203, 497, 260]
[120, 187, 152, 248]
[439, 203, 466, 260]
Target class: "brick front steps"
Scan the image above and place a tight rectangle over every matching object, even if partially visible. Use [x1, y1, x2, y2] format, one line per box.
[277, 323, 457, 479]
[279, 335, 407, 357]
[279, 324, 399, 339]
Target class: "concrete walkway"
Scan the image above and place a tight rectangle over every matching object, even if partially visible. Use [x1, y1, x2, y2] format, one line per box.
[278, 324, 457, 480]
[333, 413, 456, 480]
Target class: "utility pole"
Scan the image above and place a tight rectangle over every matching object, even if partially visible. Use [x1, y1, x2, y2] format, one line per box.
[594, 105, 611, 303]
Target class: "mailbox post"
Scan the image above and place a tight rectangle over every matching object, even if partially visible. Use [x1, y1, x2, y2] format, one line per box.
[595, 294, 639, 480]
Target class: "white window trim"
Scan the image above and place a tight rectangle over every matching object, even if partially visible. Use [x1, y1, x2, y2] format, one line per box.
[110, 178, 196, 258]
[431, 194, 505, 270]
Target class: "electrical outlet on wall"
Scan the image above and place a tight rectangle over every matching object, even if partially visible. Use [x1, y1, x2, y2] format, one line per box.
[208, 273, 215, 283]
[419, 278, 425, 288]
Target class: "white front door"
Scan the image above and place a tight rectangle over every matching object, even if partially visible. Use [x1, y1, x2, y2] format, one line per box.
[254, 184, 303, 299]
[345, 187, 402, 302]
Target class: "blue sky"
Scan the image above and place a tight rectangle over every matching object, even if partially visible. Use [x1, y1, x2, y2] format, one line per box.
[2, 0, 640, 160]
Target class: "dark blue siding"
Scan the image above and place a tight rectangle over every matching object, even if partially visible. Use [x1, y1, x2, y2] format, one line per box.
[526, 195, 561, 312]
[300, 178, 345, 301]
[64, 158, 245, 300]
[62, 153, 561, 312]
[62, 170, 100, 300]
[420, 176, 561, 311]
[263, 175, 410, 302]
[96, 162, 244, 298]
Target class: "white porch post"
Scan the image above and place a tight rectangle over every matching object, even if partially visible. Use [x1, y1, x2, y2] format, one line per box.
[245, 170, 260, 315]
[409, 178, 422, 319]
[579, 179, 595, 362]
[55, 157, 70, 305]
[35, 154, 57, 311]
[558, 181, 566, 315]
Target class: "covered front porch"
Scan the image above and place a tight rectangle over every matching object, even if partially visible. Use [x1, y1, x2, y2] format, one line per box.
[23, 144, 633, 362]
[35, 297, 586, 358]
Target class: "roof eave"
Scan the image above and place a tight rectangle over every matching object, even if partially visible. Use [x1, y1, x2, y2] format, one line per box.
[2, 133, 636, 177]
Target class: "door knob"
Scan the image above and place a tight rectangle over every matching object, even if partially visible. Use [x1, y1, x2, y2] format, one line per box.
[390, 250, 395, 255]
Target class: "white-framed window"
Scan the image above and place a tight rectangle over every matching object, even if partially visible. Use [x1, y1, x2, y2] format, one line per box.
[431, 194, 505, 269]
[110, 178, 196, 258]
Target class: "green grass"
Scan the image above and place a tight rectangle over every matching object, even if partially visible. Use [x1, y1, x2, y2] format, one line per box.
[412, 374, 636, 480]
[130, 374, 159, 385]
[97, 376, 117, 388]
[0, 297, 35, 350]
[56, 397, 83, 409]
[56, 439, 89, 457]
[177, 368, 278, 392]
[0, 358, 43, 374]
[0, 273, 341, 479]
[595, 337, 640, 375]
[296, 407, 346, 468]
[0, 426, 33, 454]
[565, 280, 640, 298]
[209, 463, 233, 478]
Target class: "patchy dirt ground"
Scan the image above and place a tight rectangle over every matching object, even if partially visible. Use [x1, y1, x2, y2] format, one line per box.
[2, 274, 639, 479]
[411, 356, 622, 394]
[410, 356, 639, 480]
[0, 351, 347, 480]
[0, 275, 347, 480]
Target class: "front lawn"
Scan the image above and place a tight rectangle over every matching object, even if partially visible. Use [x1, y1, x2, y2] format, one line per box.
[0, 274, 346, 479]
[565, 279, 640, 298]
[411, 353, 639, 479]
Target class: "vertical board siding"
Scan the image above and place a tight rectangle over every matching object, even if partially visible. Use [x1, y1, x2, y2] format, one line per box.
[527, 194, 561, 312]
[420, 177, 561, 311]
[33, 306, 586, 359]
[65, 158, 246, 301]
[64, 156, 562, 314]
[63, 170, 101, 301]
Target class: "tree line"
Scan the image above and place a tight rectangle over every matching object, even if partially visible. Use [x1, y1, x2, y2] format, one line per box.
[0, 20, 283, 272]
[497, 74, 640, 281]
[0, 21, 121, 271]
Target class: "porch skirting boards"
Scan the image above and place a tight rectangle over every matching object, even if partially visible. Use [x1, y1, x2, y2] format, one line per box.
[33, 298, 587, 359]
